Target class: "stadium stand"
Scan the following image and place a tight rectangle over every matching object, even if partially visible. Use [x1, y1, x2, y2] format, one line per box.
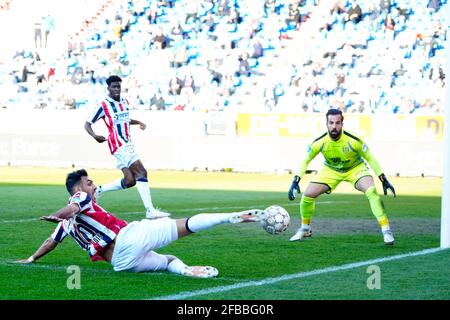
[0, 0, 446, 113]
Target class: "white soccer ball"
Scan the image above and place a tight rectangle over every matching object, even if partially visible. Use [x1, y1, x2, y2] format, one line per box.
[260, 205, 290, 235]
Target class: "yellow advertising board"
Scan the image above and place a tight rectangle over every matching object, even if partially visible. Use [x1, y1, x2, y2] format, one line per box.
[237, 113, 372, 138]
[415, 116, 444, 141]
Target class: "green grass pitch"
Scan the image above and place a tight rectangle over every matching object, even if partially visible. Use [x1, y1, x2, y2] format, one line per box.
[0, 167, 448, 300]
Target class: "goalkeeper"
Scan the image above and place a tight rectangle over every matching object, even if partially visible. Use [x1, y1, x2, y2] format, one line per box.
[288, 109, 396, 245]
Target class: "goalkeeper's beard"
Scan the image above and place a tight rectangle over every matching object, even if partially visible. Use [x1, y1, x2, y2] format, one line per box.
[328, 129, 341, 140]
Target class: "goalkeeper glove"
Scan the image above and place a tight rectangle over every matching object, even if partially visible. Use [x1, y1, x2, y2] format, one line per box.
[288, 175, 301, 201]
[379, 173, 396, 197]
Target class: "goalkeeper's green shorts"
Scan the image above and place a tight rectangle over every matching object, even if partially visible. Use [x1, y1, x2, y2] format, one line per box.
[311, 162, 371, 193]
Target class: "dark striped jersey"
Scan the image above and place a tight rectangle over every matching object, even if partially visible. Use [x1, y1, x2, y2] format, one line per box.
[51, 191, 128, 261]
[87, 96, 132, 154]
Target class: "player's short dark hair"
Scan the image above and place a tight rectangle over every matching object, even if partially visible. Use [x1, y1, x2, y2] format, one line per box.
[326, 108, 344, 122]
[66, 169, 88, 195]
[106, 75, 122, 86]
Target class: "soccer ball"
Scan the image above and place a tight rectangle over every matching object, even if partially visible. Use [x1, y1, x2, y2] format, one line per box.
[260, 205, 290, 235]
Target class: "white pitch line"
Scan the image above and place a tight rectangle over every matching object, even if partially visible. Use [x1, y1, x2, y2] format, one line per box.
[1, 218, 40, 224]
[152, 247, 445, 300]
[0, 261, 114, 273]
[0, 259, 174, 276]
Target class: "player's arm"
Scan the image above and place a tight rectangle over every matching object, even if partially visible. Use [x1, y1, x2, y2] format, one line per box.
[357, 140, 396, 197]
[288, 140, 321, 200]
[12, 237, 59, 264]
[84, 121, 106, 143]
[40, 203, 80, 222]
[298, 142, 320, 178]
[131, 119, 146, 130]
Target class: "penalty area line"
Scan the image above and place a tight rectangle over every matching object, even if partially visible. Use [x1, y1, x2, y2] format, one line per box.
[152, 247, 445, 300]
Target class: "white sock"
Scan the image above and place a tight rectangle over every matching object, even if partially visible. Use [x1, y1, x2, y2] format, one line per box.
[167, 258, 187, 275]
[381, 225, 391, 232]
[301, 224, 310, 230]
[136, 179, 153, 211]
[99, 178, 125, 193]
[186, 213, 234, 233]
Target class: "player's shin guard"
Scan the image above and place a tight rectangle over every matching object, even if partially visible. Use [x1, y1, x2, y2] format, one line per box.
[365, 186, 390, 230]
[300, 195, 315, 228]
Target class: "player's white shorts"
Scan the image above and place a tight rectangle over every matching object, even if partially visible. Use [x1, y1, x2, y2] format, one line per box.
[113, 143, 140, 169]
[111, 218, 178, 272]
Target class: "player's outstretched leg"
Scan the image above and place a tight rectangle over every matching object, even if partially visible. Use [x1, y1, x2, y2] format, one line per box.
[160, 210, 266, 278]
[184, 209, 266, 233]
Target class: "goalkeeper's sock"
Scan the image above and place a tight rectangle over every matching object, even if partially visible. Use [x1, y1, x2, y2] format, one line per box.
[186, 213, 233, 233]
[365, 186, 390, 228]
[99, 178, 126, 193]
[300, 195, 315, 226]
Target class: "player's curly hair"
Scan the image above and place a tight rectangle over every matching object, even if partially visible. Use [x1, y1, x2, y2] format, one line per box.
[66, 169, 88, 195]
[106, 75, 122, 86]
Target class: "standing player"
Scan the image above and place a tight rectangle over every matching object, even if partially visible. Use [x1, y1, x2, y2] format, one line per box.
[84, 75, 168, 219]
[288, 109, 396, 245]
[13, 169, 267, 277]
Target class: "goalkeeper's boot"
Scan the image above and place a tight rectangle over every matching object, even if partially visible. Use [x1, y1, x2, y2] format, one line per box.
[182, 266, 219, 278]
[382, 229, 395, 245]
[229, 209, 267, 223]
[289, 227, 312, 241]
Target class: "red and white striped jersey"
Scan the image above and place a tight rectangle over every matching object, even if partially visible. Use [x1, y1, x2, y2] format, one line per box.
[87, 96, 132, 154]
[51, 191, 128, 261]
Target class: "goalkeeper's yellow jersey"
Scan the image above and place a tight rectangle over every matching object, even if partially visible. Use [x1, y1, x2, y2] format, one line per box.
[298, 130, 383, 177]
